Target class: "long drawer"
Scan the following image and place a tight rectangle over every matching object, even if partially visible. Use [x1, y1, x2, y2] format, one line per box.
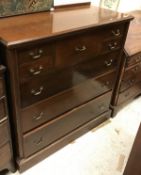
[0, 121, 9, 147]
[21, 70, 115, 133]
[23, 91, 111, 157]
[118, 82, 141, 105]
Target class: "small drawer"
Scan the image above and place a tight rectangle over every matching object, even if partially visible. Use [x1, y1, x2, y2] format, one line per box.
[102, 39, 122, 54]
[0, 121, 9, 147]
[120, 63, 141, 92]
[118, 82, 141, 105]
[19, 56, 54, 82]
[0, 98, 7, 121]
[20, 56, 116, 108]
[17, 43, 55, 65]
[21, 71, 115, 133]
[0, 143, 11, 170]
[126, 52, 141, 67]
[23, 91, 111, 157]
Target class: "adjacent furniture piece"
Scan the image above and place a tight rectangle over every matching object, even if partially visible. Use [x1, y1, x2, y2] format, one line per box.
[123, 123, 141, 175]
[111, 11, 141, 116]
[0, 65, 15, 173]
[0, 5, 133, 172]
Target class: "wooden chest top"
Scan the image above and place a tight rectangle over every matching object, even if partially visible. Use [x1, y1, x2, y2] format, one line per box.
[0, 5, 133, 48]
[125, 11, 141, 56]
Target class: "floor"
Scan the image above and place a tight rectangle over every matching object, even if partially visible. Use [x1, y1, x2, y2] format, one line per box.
[6, 97, 141, 175]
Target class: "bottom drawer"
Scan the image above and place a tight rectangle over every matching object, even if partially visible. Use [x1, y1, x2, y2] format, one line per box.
[23, 91, 112, 157]
[117, 82, 141, 105]
[0, 143, 11, 170]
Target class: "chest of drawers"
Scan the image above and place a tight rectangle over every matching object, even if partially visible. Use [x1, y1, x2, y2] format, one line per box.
[0, 5, 133, 172]
[111, 11, 141, 116]
[0, 65, 15, 173]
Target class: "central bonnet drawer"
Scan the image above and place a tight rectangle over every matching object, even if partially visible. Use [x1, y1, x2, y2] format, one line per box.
[23, 91, 111, 157]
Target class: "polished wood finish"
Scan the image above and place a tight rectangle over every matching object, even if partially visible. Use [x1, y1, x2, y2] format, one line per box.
[125, 11, 141, 56]
[0, 5, 133, 172]
[0, 65, 15, 173]
[21, 70, 115, 133]
[123, 123, 141, 175]
[111, 11, 141, 116]
[0, 6, 133, 48]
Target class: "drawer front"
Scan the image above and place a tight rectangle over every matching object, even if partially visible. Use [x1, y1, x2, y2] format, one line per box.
[126, 52, 141, 67]
[118, 82, 141, 105]
[0, 98, 7, 121]
[17, 43, 55, 65]
[0, 121, 9, 147]
[55, 31, 122, 69]
[21, 71, 115, 133]
[20, 51, 118, 107]
[0, 143, 11, 170]
[120, 63, 141, 92]
[0, 78, 4, 97]
[23, 91, 112, 157]
[19, 56, 54, 82]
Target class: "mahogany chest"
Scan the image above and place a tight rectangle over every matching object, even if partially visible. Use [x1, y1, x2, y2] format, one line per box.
[0, 65, 15, 173]
[0, 5, 133, 172]
[111, 11, 141, 115]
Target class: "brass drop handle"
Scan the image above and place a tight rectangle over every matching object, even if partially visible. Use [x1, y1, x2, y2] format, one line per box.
[29, 49, 43, 60]
[29, 66, 43, 75]
[75, 45, 87, 52]
[112, 29, 121, 36]
[33, 112, 44, 121]
[34, 137, 43, 145]
[108, 42, 118, 51]
[31, 86, 44, 96]
[105, 59, 113, 67]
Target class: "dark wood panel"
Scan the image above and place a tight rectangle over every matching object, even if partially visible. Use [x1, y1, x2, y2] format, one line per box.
[0, 121, 9, 147]
[117, 82, 141, 105]
[0, 98, 7, 121]
[55, 30, 122, 69]
[20, 51, 118, 107]
[126, 52, 141, 67]
[21, 71, 115, 133]
[18, 43, 55, 65]
[19, 55, 55, 82]
[19, 110, 111, 172]
[23, 91, 111, 157]
[0, 77, 4, 98]
[123, 123, 141, 175]
[120, 63, 141, 92]
[0, 143, 11, 171]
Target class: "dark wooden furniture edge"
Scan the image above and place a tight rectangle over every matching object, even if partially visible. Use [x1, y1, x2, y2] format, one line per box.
[17, 111, 111, 172]
[54, 2, 91, 10]
[123, 123, 141, 175]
